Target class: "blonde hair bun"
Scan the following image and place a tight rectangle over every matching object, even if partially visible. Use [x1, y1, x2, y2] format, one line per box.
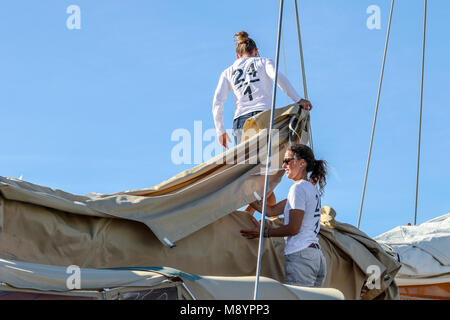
[234, 31, 257, 56]
[234, 31, 249, 44]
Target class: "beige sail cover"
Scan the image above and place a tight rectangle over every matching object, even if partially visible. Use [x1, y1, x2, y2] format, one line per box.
[0, 105, 400, 299]
[0, 105, 307, 245]
[0, 258, 344, 300]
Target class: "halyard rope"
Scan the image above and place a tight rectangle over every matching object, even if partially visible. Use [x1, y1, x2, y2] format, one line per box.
[357, 0, 395, 229]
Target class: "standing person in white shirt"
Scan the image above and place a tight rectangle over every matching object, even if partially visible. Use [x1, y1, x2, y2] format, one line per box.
[241, 144, 328, 288]
[212, 31, 312, 149]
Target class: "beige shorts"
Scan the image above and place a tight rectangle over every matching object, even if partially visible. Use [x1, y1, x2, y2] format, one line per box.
[285, 246, 327, 287]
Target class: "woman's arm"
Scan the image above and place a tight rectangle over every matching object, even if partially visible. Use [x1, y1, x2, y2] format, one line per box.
[240, 209, 304, 239]
[249, 199, 287, 217]
[212, 71, 231, 139]
[264, 59, 301, 103]
[266, 209, 303, 237]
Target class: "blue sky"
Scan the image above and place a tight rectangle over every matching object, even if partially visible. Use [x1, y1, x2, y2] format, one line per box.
[1, 0, 449, 238]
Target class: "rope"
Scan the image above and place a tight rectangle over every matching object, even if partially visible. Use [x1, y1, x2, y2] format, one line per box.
[294, 0, 313, 151]
[414, 0, 428, 225]
[253, 0, 284, 300]
[281, 31, 289, 106]
[357, 0, 395, 229]
[295, 0, 309, 101]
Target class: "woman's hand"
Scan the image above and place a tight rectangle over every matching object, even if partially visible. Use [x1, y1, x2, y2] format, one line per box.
[240, 228, 260, 239]
[218, 132, 232, 149]
[297, 99, 313, 111]
[248, 199, 262, 213]
[240, 213, 261, 239]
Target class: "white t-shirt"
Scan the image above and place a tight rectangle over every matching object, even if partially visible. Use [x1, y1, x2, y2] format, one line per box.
[283, 180, 321, 255]
[212, 57, 302, 135]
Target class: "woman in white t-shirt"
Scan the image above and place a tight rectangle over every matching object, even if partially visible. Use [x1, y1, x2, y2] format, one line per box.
[241, 144, 328, 287]
[212, 31, 312, 149]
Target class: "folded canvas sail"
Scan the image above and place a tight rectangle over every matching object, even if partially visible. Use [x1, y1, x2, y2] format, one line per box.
[0, 104, 308, 246]
[0, 105, 401, 299]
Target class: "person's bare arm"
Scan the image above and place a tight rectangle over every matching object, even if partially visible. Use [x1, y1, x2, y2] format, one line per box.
[240, 209, 304, 239]
[249, 199, 287, 217]
[267, 209, 303, 237]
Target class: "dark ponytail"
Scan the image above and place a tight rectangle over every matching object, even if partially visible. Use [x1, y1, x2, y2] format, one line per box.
[289, 144, 328, 195]
[310, 159, 328, 195]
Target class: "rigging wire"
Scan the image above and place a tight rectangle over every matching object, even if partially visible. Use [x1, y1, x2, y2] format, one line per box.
[294, 0, 313, 151]
[357, 0, 395, 229]
[414, 0, 428, 225]
[253, 0, 284, 301]
[281, 31, 290, 106]
[294, 0, 309, 102]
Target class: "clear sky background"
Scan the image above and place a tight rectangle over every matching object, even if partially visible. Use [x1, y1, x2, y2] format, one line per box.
[1, 0, 449, 238]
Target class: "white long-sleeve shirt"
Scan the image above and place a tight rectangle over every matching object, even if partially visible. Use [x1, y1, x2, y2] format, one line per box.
[212, 57, 302, 136]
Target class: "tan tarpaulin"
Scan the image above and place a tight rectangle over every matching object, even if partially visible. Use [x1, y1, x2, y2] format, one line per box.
[0, 105, 400, 299]
[0, 104, 308, 246]
[0, 189, 400, 299]
[0, 258, 344, 300]
[318, 207, 401, 300]
[0, 196, 286, 281]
